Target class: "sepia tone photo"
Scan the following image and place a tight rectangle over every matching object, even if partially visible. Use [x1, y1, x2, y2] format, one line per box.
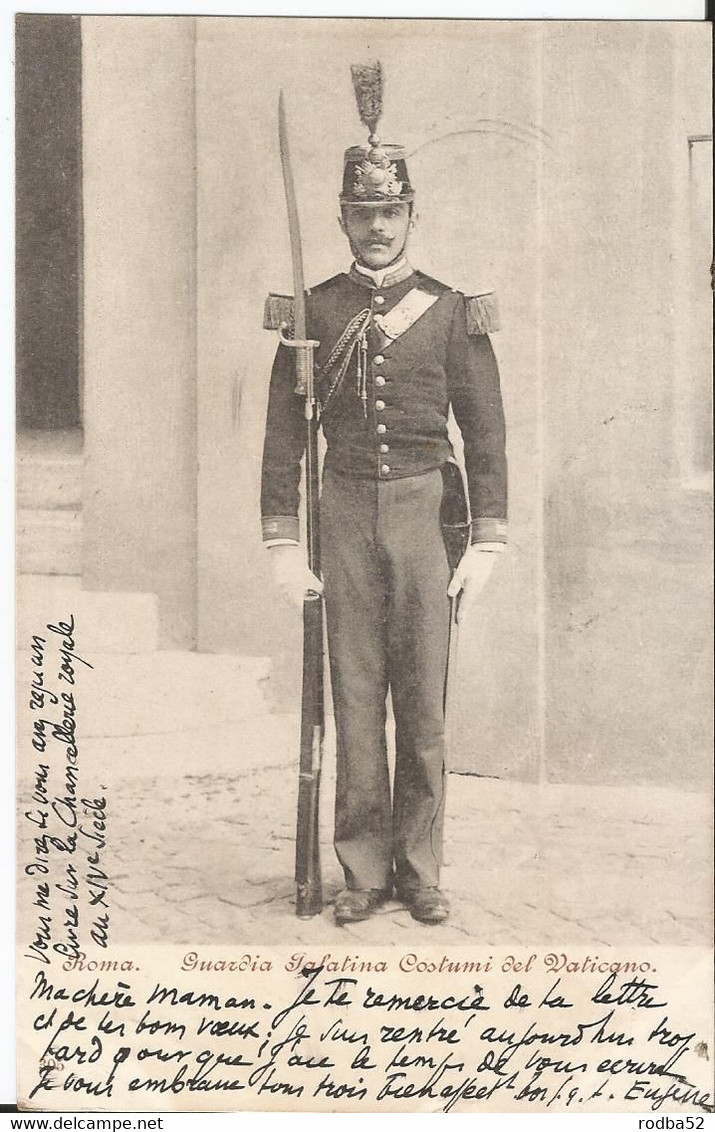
[15, 15, 713, 1113]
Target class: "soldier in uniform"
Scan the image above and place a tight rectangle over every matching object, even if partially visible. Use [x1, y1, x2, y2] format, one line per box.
[261, 65, 507, 926]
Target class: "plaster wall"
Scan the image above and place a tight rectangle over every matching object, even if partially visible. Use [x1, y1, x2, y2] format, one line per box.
[79, 18, 711, 783]
[82, 16, 198, 647]
[193, 19, 711, 783]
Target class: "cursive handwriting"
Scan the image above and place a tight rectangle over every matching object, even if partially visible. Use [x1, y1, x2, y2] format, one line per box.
[20, 957, 713, 1113]
[22, 617, 110, 964]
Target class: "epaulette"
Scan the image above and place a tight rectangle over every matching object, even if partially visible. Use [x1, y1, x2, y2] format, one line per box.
[263, 293, 293, 331]
[264, 274, 346, 330]
[464, 291, 500, 335]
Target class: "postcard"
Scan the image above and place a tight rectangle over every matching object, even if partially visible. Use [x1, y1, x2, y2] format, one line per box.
[15, 15, 713, 1114]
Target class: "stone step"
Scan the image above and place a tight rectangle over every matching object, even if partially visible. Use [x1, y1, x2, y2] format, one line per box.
[16, 574, 160, 653]
[16, 648, 272, 739]
[73, 711, 304, 780]
[16, 508, 82, 575]
[16, 452, 82, 510]
[16, 427, 83, 510]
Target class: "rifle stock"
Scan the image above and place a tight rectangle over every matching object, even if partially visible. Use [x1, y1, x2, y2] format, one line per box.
[295, 591, 324, 918]
[278, 91, 325, 918]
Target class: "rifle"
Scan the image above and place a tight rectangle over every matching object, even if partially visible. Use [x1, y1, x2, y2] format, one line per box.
[440, 460, 471, 766]
[276, 91, 324, 919]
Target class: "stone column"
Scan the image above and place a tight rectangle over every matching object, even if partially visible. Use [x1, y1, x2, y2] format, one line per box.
[81, 16, 197, 648]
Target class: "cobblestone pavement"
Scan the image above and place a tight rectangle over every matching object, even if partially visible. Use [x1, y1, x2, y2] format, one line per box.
[18, 708, 711, 950]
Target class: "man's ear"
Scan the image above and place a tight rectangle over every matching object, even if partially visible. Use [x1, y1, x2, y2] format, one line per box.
[408, 210, 418, 232]
[338, 213, 348, 237]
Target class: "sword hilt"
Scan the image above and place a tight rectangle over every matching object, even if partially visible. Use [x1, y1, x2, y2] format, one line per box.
[278, 323, 320, 400]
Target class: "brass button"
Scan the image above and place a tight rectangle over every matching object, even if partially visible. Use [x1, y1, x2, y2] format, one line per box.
[379, 443, 389, 453]
[376, 424, 386, 434]
[375, 375, 386, 387]
[375, 400, 385, 411]
[374, 355, 385, 365]
[374, 295, 385, 305]
[381, 464, 391, 475]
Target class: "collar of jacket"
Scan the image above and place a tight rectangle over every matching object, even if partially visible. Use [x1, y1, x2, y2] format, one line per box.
[349, 259, 415, 290]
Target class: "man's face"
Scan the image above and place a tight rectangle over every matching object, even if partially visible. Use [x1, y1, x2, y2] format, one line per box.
[339, 203, 413, 270]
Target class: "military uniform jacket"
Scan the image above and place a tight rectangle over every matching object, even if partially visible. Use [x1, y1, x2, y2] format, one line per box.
[261, 263, 507, 545]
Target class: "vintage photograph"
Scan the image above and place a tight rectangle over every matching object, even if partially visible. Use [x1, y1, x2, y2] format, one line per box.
[15, 14, 713, 1113]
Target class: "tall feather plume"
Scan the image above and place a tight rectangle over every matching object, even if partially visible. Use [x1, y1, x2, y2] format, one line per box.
[350, 62, 383, 139]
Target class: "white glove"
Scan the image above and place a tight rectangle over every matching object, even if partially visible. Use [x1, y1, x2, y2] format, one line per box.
[270, 545, 323, 610]
[447, 544, 499, 623]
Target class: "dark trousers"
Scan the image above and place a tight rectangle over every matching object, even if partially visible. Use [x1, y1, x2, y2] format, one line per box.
[321, 467, 451, 893]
